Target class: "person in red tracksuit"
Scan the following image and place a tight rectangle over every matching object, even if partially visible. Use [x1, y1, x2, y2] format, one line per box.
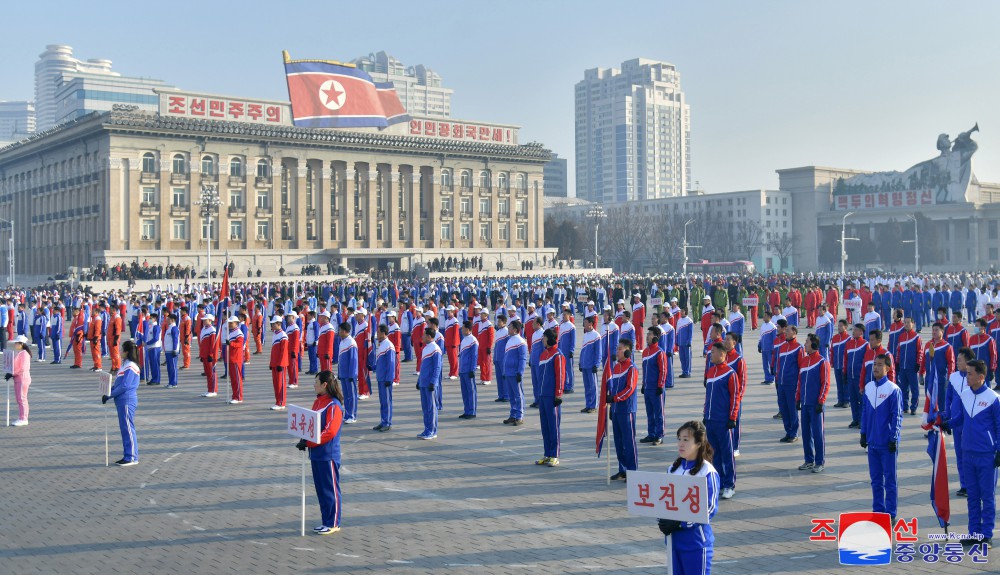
[226, 317, 245, 404]
[444, 305, 460, 379]
[285, 311, 302, 390]
[477, 309, 495, 385]
[269, 316, 288, 410]
[317, 312, 335, 372]
[386, 311, 402, 384]
[199, 315, 219, 397]
[632, 294, 646, 351]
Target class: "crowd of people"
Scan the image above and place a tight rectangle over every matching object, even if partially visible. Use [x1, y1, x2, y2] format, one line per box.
[5, 267, 1000, 567]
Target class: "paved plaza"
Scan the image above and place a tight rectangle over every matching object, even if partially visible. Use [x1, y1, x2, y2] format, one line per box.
[1, 325, 997, 574]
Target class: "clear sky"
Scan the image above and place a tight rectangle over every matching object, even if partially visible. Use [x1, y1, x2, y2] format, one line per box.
[3, 0, 999, 195]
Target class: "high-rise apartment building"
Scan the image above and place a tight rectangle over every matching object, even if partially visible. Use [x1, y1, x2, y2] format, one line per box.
[543, 153, 568, 197]
[34, 44, 175, 131]
[0, 101, 35, 145]
[575, 58, 690, 203]
[353, 51, 453, 118]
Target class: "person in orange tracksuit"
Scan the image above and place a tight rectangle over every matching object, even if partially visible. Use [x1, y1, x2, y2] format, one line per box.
[268, 315, 288, 410]
[252, 304, 264, 354]
[88, 305, 103, 371]
[107, 307, 123, 372]
[70, 307, 86, 369]
[226, 316, 245, 404]
[179, 307, 192, 369]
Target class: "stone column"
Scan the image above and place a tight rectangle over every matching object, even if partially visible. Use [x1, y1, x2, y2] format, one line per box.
[366, 167, 377, 249]
[387, 167, 397, 250]
[296, 161, 308, 250]
[344, 166, 356, 249]
[320, 164, 331, 249]
[426, 166, 440, 249]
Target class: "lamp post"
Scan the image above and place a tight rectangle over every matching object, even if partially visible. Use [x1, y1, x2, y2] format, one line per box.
[0, 218, 13, 287]
[195, 185, 221, 281]
[586, 206, 606, 272]
[840, 211, 859, 278]
[682, 218, 700, 281]
[904, 213, 919, 274]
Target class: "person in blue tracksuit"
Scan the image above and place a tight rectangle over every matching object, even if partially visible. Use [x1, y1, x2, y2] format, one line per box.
[950, 288, 964, 321]
[704, 342, 740, 499]
[536, 328, 565, 466]
[815, 305, 833, 362]
[945, 348, 975, 497]
[640, 327, 668, 446]
[758, 310, 777, 385]
[528, 317, 545, 408]
[32, 306, 49, 361]
[163, 314, 180, 388]
[675, 309, 693, 378]
[796, 334, 830, 473]
[102, 341, 141, 466]
[144, 313, 162, 385]
[457, 321, 478, 419]
[774, 324, 803, 443]
[50, 305, 64, 364]
[306, 311, 319, 375]
[657, 315, 676, 389]
[557, 310, 576, 393]
[607, 339, 639, 481]
[416, 327, 441, 439]
[492, 315, 509, 402]
[296, 370, 345, 535]
[860, 354, 903, 520]
[372, 324, 396, 431]
[895, 317, 922, 416]
[503, 320, 528, 425]
[946, 359, 1000, 547]
[831, 319, 850, 407]
[966, 288, 978, 323]
[844, 324, 868, 428]
[100, 305, 110, 358]
[577, 316, 601, 412]
[431, 318, 446, 411]
[727, 303, 745, 356]
[658, 420, 720, 575]
[336, 322, 359, 423]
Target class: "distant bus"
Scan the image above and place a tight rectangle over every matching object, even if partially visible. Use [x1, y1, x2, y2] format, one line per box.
[686, 260, 756, 275]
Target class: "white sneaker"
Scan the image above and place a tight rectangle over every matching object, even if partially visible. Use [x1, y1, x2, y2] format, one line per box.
[734, 449, 740, 457]
[449, 375, 458, 380]
[11, 419, 28, 427]
[358, 394, 369, 400]
[413, 371, 419, 375]
[288, 384, 298, 389]
[228, 399, 243, 404]
[201, 392, 218, 397]
[344, 418, 357, 424]
[270, 405, 286, 411]
[481, 380, 491, 386]
[720, 487, 735, 500]
[392, 382, 398, 386]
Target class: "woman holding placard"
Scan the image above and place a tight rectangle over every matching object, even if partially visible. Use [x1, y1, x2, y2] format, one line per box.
[296, 370, 344, 535]
[102, 341, 140, 466]
[658, 420, 719, 575]
[6, 335, 32, 426]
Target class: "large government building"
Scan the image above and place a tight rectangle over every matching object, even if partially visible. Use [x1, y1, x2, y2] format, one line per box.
[0, 89, 554, 278]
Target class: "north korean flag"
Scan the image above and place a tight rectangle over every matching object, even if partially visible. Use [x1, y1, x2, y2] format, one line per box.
[285, 59, 406, 129]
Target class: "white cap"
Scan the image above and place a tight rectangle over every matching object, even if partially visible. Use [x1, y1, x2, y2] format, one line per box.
[480, 309, 489, 315]
[474, 303, 482, 309]
[617, 299, 625, 304]
[562, 303, 570, 308]
[387, 311, 397, 317]
[670, 297, 678, 302]
[228, 316, 240, 324]
[703, 296, 711, 301]
[356, 308, 367, 316]
[12, 335, 28, 345]
[270, 315, 283, 324]
[527, 303, 535, 309]
[633, 293, 640, 297]
[446, 305, 456, 311]
[415, 306, 424, 313]
[587, 300, 595, 305]
[203, 314, 215, 322]
[603, 304, 613, 311]
[546, 308, 556, 315]
[319, 311, 331, 318]
[423, 309, 434, 316]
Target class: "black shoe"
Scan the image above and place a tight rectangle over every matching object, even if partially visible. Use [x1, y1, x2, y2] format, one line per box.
[528, 402, 538, 408]
[786, 436, 799, 443]
[909, 409, 917, 415]
[984, 537, 993, 548]
[679, 374, 691, 379]
[957, 488, 967, 497]
[372, 424, 384, 431]
[115, 459, 138, 467]
[650, 438, 663, 446]
[379, 425, 391, 432]
[70, 365, 81, 369]
[779, 435, 792, 443]
[639, 436, 654, 444]
[760, 381, 772, 385]
[564, 389, 574, 394]
[772, 412, 782, 419]
[832, 402, 845, 408]
[610, 471, 627, 481]
[994, 384, 1000, 391]
[848, 421, 861, 429]
[503, 417, 514, 424]
[581, 407, 596, 413]
[512, 419, 524, 426]
[220, 375, 227, 379]
[494, 398, 508, 403]
[459, 414, 476, 419]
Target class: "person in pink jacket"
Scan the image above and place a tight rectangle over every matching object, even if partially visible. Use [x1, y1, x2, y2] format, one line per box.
[6, 334, 32, 426]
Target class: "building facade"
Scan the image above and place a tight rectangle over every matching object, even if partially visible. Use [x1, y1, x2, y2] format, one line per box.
[0, 102, 553, 278]
[575, 58, 691, 204]
[0, 101, 35, 146]
[543, 152, 568, 198]
[34, 44, 175, 131]
[353, 51, 453, 119]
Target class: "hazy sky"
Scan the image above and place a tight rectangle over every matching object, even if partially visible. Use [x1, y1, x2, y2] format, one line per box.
[3, 1, 999, 195]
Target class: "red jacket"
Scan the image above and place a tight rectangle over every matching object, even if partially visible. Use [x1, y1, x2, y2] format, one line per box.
[317, 322, 335, 361]
[227, 330, 245, 364]
[269, 331, 288, 368]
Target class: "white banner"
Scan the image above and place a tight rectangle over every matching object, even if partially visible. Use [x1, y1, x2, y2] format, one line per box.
[287, 404, 322, 443]
[742, 297, 759, 307]
[843, 299, 863, 312]
[650, 298, 663, 306]
[2, 350, 11, 374]
[626, 470, 709, 523]
[98, 372, 113, 397]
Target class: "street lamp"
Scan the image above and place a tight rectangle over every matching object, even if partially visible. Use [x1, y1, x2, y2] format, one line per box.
[903, 213, 919, 274]
[839, 211, 859, 278]
[586, 205, 606, 272]
[0, 218, 13, 287]
[682, 218, 700, 281]
[195, 185, 221, 280]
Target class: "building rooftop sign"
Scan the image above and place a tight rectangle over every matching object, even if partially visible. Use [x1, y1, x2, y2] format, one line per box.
[832, 124, 979, 210]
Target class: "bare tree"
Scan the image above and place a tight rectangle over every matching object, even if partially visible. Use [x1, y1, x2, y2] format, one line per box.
[600, 208, 651, 272]
[767, 232, 798, 271]
[735, 220, 763, 262]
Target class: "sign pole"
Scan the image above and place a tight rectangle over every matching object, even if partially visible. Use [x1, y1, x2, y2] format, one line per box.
[301, 450, 306, 537]
[605, 422, 611, 486]
[5, 375, 10, 428]
[104, 404, 109, 466]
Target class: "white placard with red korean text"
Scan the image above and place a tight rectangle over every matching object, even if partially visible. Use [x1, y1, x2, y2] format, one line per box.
[287, 405, 321, 443]
[742, 297, 759, 307]
[627, 470, 709, 524]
